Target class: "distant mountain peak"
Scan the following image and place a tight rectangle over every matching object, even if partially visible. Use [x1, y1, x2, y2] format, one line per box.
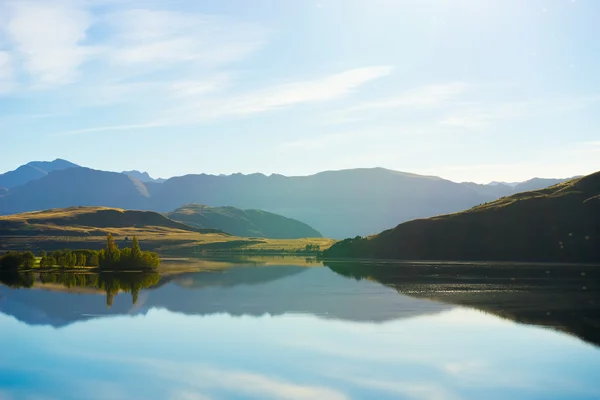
[121, 170, 164, 183]
[0, 159, 80, 190]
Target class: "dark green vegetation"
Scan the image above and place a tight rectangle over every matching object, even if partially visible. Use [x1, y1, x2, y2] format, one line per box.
[167, 204, 322, 239]
[98, 234, 160, 270]
[0, 235, 160, 271]
[0, 251, 35, 270]
[325, 260, 600, 347]
[325, 171, 600, 263]
[0, 161, 571, 238]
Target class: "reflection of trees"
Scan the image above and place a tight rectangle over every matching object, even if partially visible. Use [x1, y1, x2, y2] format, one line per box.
[0, 271, 35, 288]
[35, 272, 161, 307]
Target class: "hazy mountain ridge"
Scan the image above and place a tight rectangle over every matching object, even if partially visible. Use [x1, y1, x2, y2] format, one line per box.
[0, 159, 79, 190]
[0, 161, 579, 238]
[324, 171, 600, 262]
[167, 204, 322, 239]
[461, 177, 574, 198]
[0, 167, 151, 213]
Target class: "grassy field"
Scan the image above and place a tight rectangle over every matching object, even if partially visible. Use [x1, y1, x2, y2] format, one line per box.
[0, 233, 336, 255]
[0, 206, 336, 255]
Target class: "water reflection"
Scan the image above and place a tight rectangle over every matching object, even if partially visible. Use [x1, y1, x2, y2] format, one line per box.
[325, 260, 600, 348]
[0, 259, 599, 400]
[0, 264, 450, 327]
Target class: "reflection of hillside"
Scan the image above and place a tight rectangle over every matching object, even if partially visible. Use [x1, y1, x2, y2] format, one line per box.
[0, 265, 450, 327]
[325, 261, 600, 347]
[171, 265, 307, 289]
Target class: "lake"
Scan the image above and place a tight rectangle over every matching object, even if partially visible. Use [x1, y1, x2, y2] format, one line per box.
[1, 257, 599, 399]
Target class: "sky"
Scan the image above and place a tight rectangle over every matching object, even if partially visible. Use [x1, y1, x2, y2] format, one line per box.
[0, 0, 599, 183]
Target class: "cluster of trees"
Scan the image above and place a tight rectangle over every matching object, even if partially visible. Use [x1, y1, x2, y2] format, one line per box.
[39, 250, 99, 269]
[304, 244, 321, 252]
[0, 235, 159, 271]
[97, 234, 160, 270]
[0, 251, 35, 270]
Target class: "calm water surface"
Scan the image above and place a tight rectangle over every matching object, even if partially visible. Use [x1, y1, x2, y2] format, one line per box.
[1, 258, 599, 400]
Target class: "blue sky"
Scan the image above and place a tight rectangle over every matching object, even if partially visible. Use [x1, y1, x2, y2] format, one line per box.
[0, 0, 598, 183]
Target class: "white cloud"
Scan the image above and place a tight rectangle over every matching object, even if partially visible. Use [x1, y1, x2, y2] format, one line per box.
[105, 9, 265, 68]
[82, 354, 350, 400]
[440, 95, 600, 129]
[166, 66, 394, 122]
[350, 82, 469, 111]
[50, 66, 393, 135]
[170, 391, 213, 400]
[54, 122, 162, 136]
[4, 0, 95, 86]
[443, 361, 487, 376]
[169, 75, 230, 98]
[0, 51, 14, 93]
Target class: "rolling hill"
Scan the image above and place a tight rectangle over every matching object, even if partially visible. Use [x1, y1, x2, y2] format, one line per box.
[0, 206, 333, 255]
[0, 206, 222, 237]
[324, 171, 600, 263]
[166, 204, 322, 239]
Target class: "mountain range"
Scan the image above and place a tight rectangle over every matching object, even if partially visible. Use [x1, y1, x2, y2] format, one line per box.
[324, 171, 600, 263]
[0, 159, 575, 238]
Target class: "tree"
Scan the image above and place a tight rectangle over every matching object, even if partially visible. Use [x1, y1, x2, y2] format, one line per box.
[89, 253, 99, 266]
[131, 236, 142, 261]
[103, 233, 121, 267]
[21, 252, 35, 269]
[0, 252, 23, 270]
[40, 256, 56, 268]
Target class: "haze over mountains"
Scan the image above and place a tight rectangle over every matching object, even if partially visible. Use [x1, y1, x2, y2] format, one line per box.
[0, 159, 576, 238]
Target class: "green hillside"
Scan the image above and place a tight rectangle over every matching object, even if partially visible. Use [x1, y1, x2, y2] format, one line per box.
[166, 204, 322, 239]
[324, 171, 600, 263]
[0, 206, 222, 236]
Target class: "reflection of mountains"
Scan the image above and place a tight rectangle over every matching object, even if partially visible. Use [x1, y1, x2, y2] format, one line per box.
[325, 261, 600, 347]
[0, 266, 450, 327]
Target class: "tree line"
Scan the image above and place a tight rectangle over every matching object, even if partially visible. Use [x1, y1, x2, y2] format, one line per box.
[0, 234, 160, 271]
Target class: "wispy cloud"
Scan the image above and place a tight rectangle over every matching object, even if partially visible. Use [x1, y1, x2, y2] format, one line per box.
[53, 122, 163, 137]
[440, 95, 600, 129]
[187, 66, 393, 117]
[0, 2, 265, 93]
[3, 0, 96, 86]
[104, 9, 265, 68]
[349, 82, 469, 112]
[0, 50, 14, 93]
[81, 353, 350, 400]
[56, 66, 393, 135]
